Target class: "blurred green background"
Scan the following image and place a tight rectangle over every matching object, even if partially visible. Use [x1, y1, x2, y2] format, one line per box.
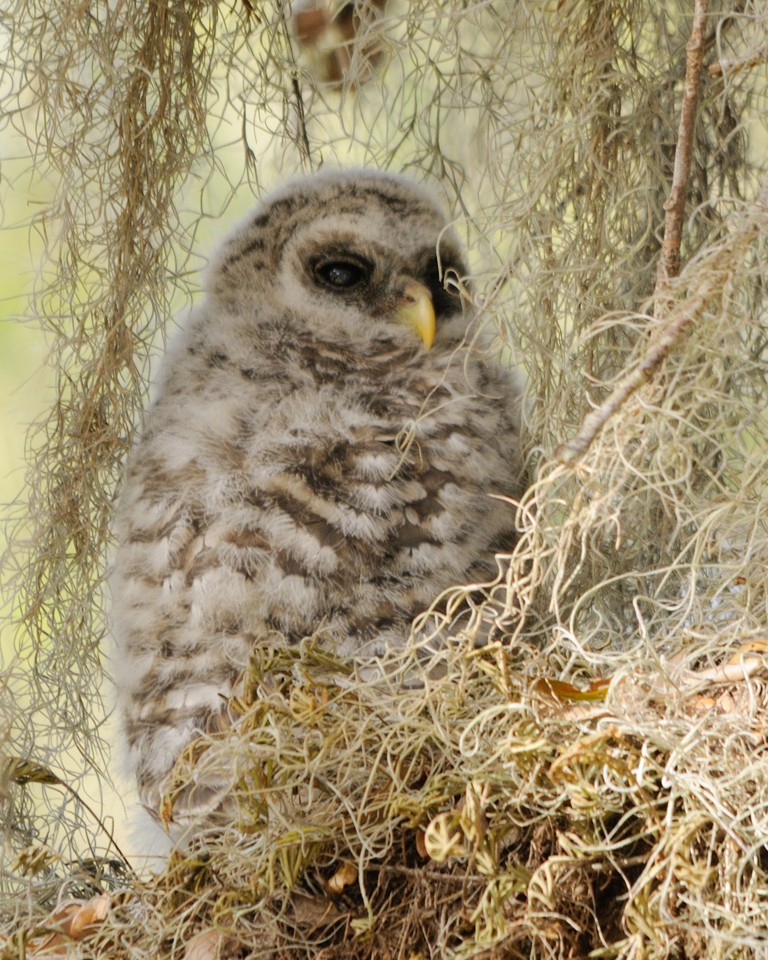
[0, 123, 283, 861]
[0, 143, 52, 646]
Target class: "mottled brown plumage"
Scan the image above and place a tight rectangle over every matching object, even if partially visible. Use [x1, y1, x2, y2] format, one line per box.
[111, 169, 524, 826]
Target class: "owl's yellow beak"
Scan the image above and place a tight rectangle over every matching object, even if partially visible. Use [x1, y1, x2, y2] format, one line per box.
[396, 278, 435, 350]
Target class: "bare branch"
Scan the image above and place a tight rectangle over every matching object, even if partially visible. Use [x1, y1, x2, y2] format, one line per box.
[556, 174, 768, 465]
[709, 43, 768, 77]
[655, 0, 709, 298]
[557, 0, 709, 465]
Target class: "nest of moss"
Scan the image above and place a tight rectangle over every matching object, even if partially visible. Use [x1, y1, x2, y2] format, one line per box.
[7, 629, 768, 960]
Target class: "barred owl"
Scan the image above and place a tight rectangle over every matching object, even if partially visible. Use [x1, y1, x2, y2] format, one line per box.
[111, 169, 525, 827]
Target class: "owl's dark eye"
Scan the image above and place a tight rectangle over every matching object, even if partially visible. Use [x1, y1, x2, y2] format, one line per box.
[313, 257, 371, 290]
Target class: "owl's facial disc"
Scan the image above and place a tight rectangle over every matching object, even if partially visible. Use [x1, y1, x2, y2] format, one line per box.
[312, 255, 436, 349]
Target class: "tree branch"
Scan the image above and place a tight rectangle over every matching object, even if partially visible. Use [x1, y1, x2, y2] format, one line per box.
[556, 173, 768, 466]
[655, 0, 709, 297]
[557, 0, 709, 466]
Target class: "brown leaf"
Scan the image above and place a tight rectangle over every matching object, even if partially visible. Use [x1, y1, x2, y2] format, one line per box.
[184, 929, 241, 960]
[27, 895, 111, 957]
[28, 932, 69, 958]
[325, 861, 357, 894]
[415, 828, 428, 859]
[531, 677, 610, 704]
[287, 891, 346, 930]
[69, 894, 110, 937]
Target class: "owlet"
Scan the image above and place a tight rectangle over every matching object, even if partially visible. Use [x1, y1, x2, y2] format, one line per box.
[111, 169, 525, 823]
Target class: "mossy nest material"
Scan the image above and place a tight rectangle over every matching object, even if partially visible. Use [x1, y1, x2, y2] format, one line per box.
[9, 634, 768, 960]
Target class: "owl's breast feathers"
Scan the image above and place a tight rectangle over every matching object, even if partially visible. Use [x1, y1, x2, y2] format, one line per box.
[118, 327, 521, 648]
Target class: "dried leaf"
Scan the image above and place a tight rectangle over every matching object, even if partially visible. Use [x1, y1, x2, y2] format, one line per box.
[28, 932, 69, 958]
[415, 828, 428, 859]
[531, 677, 611, 703]
[325, 861, 357, 894]
[69, 894, 110, 937]
[184, 929, 240, 960]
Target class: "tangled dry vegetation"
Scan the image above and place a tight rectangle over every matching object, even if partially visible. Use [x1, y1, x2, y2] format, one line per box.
[2, 1, 768, 958]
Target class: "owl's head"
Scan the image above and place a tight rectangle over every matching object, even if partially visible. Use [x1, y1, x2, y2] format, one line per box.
[206, 169, 472, 353]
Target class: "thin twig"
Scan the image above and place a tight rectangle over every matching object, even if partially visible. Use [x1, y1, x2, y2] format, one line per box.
[709, 44, 768, 77]
[557, 0, 709, 465]
[655, 0, 709, 298]
[7, 757, 133, 868]
[556, 173, 768, 465]
[279, 8, 313, 167]
[291, 75, 313, 166]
